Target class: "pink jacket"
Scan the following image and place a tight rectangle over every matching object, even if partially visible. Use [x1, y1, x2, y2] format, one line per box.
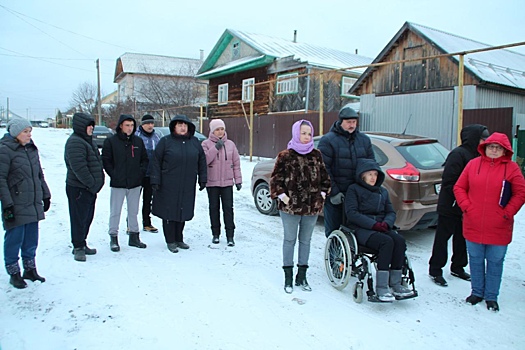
[201, 132, 242, 187]
[454, 132, 525, 245]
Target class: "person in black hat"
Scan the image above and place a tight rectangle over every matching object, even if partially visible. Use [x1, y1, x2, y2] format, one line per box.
[318, 104, 374, 237]
[135, 114, 161, 233]
[428, 124, 490, 287]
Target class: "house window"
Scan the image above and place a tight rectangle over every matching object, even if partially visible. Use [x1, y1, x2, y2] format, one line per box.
[341, 76, 357, 96]
[242, 78, 255, 102]
[276, 73, 298, 94]
[218, 83, 228, 105]
[232, 42, 240, 60]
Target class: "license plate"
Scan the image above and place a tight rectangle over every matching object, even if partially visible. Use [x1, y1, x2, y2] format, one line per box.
[435, 183, 441, 194]
[97, 135, 107, 139]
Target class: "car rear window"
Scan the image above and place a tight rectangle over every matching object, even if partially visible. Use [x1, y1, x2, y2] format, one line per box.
[395, 142, 448, 170]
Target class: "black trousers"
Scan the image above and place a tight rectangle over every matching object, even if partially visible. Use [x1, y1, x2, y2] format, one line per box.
[429, 214, 467, 276]
[66, 185, 97, 249]
[162, 220, 185, 244]
[206, 186, 235, 238]
[366, 231, 406, 271]
[141, 177, 153, 227]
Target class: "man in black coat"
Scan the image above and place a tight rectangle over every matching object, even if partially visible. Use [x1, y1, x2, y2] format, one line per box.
[428, 124, 489, 286]
[318, 105, 374, 237]
[65, 112, 105, 262]
[102, 114, 149, 252]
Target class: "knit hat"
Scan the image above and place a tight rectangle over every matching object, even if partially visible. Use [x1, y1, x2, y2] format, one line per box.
[141, 114, 155, 125]
[8, 118, 32, 137]
[209, 119, 226, 133]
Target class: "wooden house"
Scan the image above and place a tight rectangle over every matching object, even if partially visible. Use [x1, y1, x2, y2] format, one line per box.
[196, 29, 373, 119]
[350, 22, 525, 149]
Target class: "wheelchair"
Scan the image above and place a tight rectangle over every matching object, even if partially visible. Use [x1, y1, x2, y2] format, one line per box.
[324, 224, 418, 303]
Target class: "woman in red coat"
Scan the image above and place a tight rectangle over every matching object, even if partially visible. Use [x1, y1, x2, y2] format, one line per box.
[454, 132, 525, 312]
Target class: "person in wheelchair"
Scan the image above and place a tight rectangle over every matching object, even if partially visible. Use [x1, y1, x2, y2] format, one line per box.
[345, 159, 415, 302]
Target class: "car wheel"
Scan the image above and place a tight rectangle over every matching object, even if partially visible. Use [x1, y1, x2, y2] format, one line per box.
[253, 182, 278, 216]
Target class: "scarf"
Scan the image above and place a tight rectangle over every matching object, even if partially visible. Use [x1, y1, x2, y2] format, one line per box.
[287, 119, 314, 155]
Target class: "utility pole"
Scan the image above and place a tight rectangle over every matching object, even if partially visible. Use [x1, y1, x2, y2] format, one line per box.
[6, 97, 9, 122]
[96, 59, 102, 125]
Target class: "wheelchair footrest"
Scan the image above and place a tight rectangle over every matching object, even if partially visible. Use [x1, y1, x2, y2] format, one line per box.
[394, 290, 418, 301]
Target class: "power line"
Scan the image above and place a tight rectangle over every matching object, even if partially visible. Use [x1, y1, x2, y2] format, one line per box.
[0, 4, 144, 53]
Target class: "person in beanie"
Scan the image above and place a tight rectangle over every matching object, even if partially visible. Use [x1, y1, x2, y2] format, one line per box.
[0, 119, 51, 288]
[102, 114, 149, 252]
[346, 159, 415, 302]
[135, 114, 161, 233]
[64, 113, 105, 262]
[318, 105, 374, 237]
[270, 120, 330, 293]
[150, 115, 207, 253]
[428, 124, 489, 286]
[201, 119, 242, 246]
[454, 132, 525, 312]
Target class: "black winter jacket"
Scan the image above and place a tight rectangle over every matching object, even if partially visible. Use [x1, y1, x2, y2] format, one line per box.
[64, 113, 105, 194]
[102, 115, 149, 188]
[0, 134, 51, 230]
[151, 115, 207, 222]
[345, 159, 396, 245]
[437, 124, 488, 217]
[318, 121, 374, 197]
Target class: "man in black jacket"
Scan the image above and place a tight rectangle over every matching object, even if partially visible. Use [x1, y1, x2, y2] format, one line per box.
[318, 105, 375, 237]
[65, 112, 105, 262]
[102, 115, 149, 252]
[429, 124, 489, 286]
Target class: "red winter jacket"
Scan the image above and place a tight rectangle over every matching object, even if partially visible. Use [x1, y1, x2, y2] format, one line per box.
[454, 132, 525, 245]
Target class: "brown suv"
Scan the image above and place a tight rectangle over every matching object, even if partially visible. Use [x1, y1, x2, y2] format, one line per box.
[250, 133, 449, 231]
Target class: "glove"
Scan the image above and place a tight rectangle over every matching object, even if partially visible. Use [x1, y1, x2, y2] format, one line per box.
[215, 139, 224, 150]
[379, 222, 389, 231]
[330, 192, 345, 205]
[199, 183, 206, 191]
[235, 183, 242, 191]
[43, 198, 51, 212]
[152, 184, 160, 191]
[372, 222, 388, 233]
[3, 206, 15, 222]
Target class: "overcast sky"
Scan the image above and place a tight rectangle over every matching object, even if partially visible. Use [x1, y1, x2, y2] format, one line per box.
[1, 0, 523, 120]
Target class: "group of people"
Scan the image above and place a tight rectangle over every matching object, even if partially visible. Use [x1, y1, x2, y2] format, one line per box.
[2, 107, 525, 312]
[1, 112, 242, 287]
[269, 106, 525, 311]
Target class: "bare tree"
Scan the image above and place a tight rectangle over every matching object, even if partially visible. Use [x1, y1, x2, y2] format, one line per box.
[69, 82, 98, 114]
[134, 61, 204, 118]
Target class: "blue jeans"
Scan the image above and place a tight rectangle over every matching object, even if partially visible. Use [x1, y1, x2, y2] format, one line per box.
[280, 211, 318, 267]
[466, 240, 508, 301]
[4, 222, 39, 272]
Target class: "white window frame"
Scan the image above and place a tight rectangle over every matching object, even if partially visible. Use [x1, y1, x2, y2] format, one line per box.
[242, 78, 255, 102]
[276, 73, 298, 95]
[341, 76, 357, 96]
[218, 83, 228, 105]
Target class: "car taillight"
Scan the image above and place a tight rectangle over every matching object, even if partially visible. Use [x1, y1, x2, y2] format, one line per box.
[386, 162, 420, 182]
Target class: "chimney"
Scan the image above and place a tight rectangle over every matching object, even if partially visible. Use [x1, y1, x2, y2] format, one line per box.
[355, 49, 358, 55]
[200, 49, 204, 61]
[293, 30, 297, 43]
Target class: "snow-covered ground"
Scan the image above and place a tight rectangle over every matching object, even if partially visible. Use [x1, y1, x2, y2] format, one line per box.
[1, 128, 524, 350]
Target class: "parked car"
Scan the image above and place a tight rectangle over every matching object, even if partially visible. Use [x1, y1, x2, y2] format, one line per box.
[93, 125, 115, 148]
[155, 126, 207, 142]
[250, 132, 449, 231]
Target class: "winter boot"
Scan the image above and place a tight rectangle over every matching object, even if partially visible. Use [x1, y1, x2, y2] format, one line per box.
[73, 247, 86, 262]
[71, 246, 97, 255]
[376, 270, 395, 302]
[295, 265, 312, 291]
[129, 232, 147, 248]
[9, 272, 27, 289]
[389, 269, 414, 299]
[22, 259, 45, 282]
[283, 266, 294, 294]
[110, 236, 120, 252]
[167, 242, 179, 253]
[22, 269, 46, 282]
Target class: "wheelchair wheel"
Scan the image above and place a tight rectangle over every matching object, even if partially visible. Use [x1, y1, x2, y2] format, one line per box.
[324, 230, 352, 290]
[352, 282, 364, 303]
